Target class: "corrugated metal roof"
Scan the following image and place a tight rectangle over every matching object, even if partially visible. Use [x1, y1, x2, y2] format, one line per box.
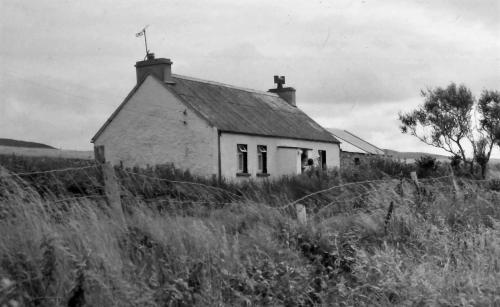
[327, 128, 384, 154]
[163, 75, 339, 143]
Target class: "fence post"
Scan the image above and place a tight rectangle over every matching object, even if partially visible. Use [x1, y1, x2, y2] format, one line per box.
[94, 145, 105, 164]
[410, 171, 419, 188]
[0, 166, 9, 177]
[398, 172, 404, 203]
[384, 201, 394, 234]
[448, 165, 460, 196]
[296, 204, 307, 225]
[449, 165, 460, 198]
[410, 171, 422, 203]
[94, 145, 126, 227]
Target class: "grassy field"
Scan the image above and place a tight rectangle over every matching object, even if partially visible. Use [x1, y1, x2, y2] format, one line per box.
[0, 155, 499, 306]
[0, 145, 93, 160]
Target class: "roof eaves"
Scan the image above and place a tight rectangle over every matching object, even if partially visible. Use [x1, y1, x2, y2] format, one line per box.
[219, 130, 340, 144]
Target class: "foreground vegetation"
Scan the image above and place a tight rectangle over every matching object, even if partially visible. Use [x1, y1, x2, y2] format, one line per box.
[1, 155, 499, 306]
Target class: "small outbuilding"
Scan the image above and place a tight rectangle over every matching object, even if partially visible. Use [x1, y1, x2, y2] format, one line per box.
[327, 128, 384, 167]
[92, 53, 340, 180]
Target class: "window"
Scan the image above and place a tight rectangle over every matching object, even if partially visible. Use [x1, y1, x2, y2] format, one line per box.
[318, 150, 327, 170]
[257, 145, 267, 173]
[354, 157, 360, 165]
[237, 144, 248, 173]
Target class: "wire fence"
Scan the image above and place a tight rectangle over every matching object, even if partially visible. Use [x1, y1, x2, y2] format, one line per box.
[1, 164, 499, 222]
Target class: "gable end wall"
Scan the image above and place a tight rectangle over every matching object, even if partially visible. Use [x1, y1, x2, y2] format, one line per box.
[94, 76, 218, 177]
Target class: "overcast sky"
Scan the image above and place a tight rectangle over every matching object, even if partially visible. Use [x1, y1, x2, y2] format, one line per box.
[1, 0, 499, 157]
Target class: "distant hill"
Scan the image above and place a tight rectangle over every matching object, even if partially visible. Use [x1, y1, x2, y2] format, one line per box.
[383, 149, 449, 162]
[0, 138, 93, 160]
[0, 138, 55, 149]
[0, 145, 94, 160]
[384, 149, 500, 165]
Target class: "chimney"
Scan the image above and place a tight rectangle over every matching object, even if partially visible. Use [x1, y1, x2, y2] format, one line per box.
[268, 75, 296, 107]
[135, 53, 174, 84]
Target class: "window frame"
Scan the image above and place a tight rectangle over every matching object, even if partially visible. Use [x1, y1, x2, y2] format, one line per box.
[237, 144, 248, 174]
[257, 145, 268, 174]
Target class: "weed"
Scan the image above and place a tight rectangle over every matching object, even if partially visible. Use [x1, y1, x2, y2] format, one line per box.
[1, 155, 499, 306]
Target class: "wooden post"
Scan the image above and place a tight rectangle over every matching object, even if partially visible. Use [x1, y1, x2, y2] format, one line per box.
[384, 201, 394, 234]
[448, 165, 460, 193]
[94, 145, 126, 227]
[399, 172, 404, 201]
[0, 166, 9, 177]
[410, 171, 419, 187]
[410, 171, 421, 203]
[94, 145, 105, 164]
[102, 162, 126, 226]
[296, 204, 307, 225]
[448, 165, 461, 198]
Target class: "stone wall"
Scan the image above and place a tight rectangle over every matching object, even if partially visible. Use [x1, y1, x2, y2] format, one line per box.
[340, 151, 371, 168]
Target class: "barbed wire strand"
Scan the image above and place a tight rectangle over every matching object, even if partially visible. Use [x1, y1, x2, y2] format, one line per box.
[286, 178, 398, 209]
[123, 170, 242, 200]
[0, 165, 98, 178]
[51, 195, 107, 204]
[145, 198, 234, 206]
[1, 164, 497, 217]
[315, 189, 383, 216]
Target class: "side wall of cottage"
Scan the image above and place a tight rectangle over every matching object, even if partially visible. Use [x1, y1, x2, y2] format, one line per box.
[93, 76, 219, 177]
[219, 133, 340, 181]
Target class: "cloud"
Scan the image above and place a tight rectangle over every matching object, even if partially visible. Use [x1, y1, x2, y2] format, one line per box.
[302, 100, 424, 151]
[0, 71, 125, 149]
[0, 0, 499, 156]
[419, 0, 500, 32]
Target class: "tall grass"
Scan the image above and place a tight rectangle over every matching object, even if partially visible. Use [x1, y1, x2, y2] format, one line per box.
[1, 157, 499, 306]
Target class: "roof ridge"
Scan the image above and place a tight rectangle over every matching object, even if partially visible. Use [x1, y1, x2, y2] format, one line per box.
[172, 74, 279, 97]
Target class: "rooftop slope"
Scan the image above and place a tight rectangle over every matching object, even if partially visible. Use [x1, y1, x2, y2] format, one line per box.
[166, 75, 339, 143]
[327, 128, 384, 154]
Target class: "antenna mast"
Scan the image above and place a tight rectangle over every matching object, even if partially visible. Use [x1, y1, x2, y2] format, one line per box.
[135, 25, 150, 59]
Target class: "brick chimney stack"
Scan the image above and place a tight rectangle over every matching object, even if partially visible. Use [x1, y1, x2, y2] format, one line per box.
[135, 53, 174, 84]
[268, 75, 296, 107]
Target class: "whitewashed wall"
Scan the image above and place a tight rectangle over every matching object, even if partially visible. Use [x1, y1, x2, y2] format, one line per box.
[94, 76, 219, 177]
[219, 133, 340, 180]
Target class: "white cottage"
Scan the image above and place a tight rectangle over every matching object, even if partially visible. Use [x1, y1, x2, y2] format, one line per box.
[91, 54, 340, 180]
